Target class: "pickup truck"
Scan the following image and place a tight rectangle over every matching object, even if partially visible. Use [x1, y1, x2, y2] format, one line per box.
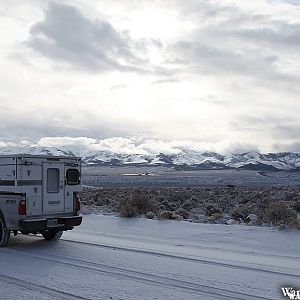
[0, 155, 82, 247]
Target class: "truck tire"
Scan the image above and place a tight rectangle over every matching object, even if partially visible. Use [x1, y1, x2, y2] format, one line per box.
[42, 230, 63, 241]
[0, 215, 10, 247]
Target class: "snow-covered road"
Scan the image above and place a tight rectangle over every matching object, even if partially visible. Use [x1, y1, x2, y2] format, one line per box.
[0, 215, 299, 300]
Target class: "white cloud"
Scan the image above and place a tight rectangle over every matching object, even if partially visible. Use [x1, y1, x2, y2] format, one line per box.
[28, 136, 261, 155]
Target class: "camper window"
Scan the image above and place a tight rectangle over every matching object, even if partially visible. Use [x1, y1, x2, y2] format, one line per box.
[66, 169, 80, 185]
[47, 168, 60, 193]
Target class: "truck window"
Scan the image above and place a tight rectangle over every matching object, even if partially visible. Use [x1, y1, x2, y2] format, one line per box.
[47, 168, 60, 193]
[66, 169, 80, 185]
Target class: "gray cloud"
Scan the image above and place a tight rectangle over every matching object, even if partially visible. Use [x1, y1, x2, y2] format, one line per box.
[0, 106, 134, 142]
[271, 0, 300, 5]
[231, 115, 300, 140]
[171, 0, 300, 86]
[152, 78, 180, 84]
[273, 141, 300, 152]
[173, 42, 279, 78]
[212, 21, 300, 50]
[26, 3, 144, 72]
[205, 95, 227, 105]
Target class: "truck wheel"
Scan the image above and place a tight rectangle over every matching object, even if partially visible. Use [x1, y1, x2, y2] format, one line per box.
[0, 215, 10, 247]
[42, 230, 63, 241]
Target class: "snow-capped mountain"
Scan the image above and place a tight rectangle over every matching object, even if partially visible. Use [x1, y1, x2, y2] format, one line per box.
[83, 151, 152, 166]
[144, 151, 300, 171]
[1, 145, 300, 171]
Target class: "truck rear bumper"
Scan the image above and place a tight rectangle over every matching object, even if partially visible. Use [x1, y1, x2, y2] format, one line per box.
[19, 216, 82, 232]
[19, 219, 47, 231]
[58, 216, 82, 227]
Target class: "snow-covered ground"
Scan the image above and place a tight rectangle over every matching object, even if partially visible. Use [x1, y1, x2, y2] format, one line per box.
[0, 215, 299, 300]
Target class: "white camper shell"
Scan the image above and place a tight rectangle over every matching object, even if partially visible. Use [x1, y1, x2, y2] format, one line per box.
[0, 155, 82, 247]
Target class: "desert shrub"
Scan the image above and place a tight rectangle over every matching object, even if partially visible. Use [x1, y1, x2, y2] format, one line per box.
[182, 199, 197, 210]
[171, 191, 186, 204]
[256, 197, 271, 211]
[287, 218, 300, 229]
[230, 207, 244, 220]
[119, 191, 157, 218]
[158, 210, 175, 220]
[240, 197, 250, 204]
[265, 202, 298, 226]
[230, 202, 259, 221]
[174, 214, 184, 221]
[145, 211, 155, 219]
[168, 202, 178, 211]
[159, 204, 166, 211]
[206, 205, 221, 216]
[130, 191, 156, 214]
[293, 201, 300, 213]
[209, 212, 224, 222]
[119, 197, 137, 218]
[175, 208, 189, 219]
[161, 200, 171, 209]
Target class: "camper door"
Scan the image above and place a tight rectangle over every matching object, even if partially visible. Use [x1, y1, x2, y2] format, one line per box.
[43, 162, 65, 214]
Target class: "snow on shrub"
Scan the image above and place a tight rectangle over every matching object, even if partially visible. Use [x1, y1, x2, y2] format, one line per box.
[158, 210, 176, 220]
[80, 186, 300, 228]
[293, 200, 300, 213]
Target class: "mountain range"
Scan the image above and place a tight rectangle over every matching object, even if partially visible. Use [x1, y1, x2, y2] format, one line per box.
[1, 145, 300, 171]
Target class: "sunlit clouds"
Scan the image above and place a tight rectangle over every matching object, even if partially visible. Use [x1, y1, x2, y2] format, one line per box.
[0, 0, 299, 152]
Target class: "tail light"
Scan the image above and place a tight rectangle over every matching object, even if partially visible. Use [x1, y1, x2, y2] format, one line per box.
[18, 200, 26, 215]
[74, 194, 81, 213]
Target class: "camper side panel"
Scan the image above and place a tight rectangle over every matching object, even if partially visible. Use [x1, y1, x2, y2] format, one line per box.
[0, 157, 17, 181]
[17, 160, 43, 216]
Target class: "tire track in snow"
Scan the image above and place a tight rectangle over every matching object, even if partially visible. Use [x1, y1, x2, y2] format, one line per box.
[74, 228, 300, 260]
[60, 238, 300, 278]
[4, 248, 273, 300]
[0, 274, 91, 300]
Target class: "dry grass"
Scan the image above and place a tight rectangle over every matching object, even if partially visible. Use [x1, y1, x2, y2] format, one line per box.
[118, 191, 157, 218]
[264, 202, 298, 227]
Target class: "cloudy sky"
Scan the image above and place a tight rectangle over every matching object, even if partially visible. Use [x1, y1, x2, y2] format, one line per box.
[0, 0, 299, 153]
